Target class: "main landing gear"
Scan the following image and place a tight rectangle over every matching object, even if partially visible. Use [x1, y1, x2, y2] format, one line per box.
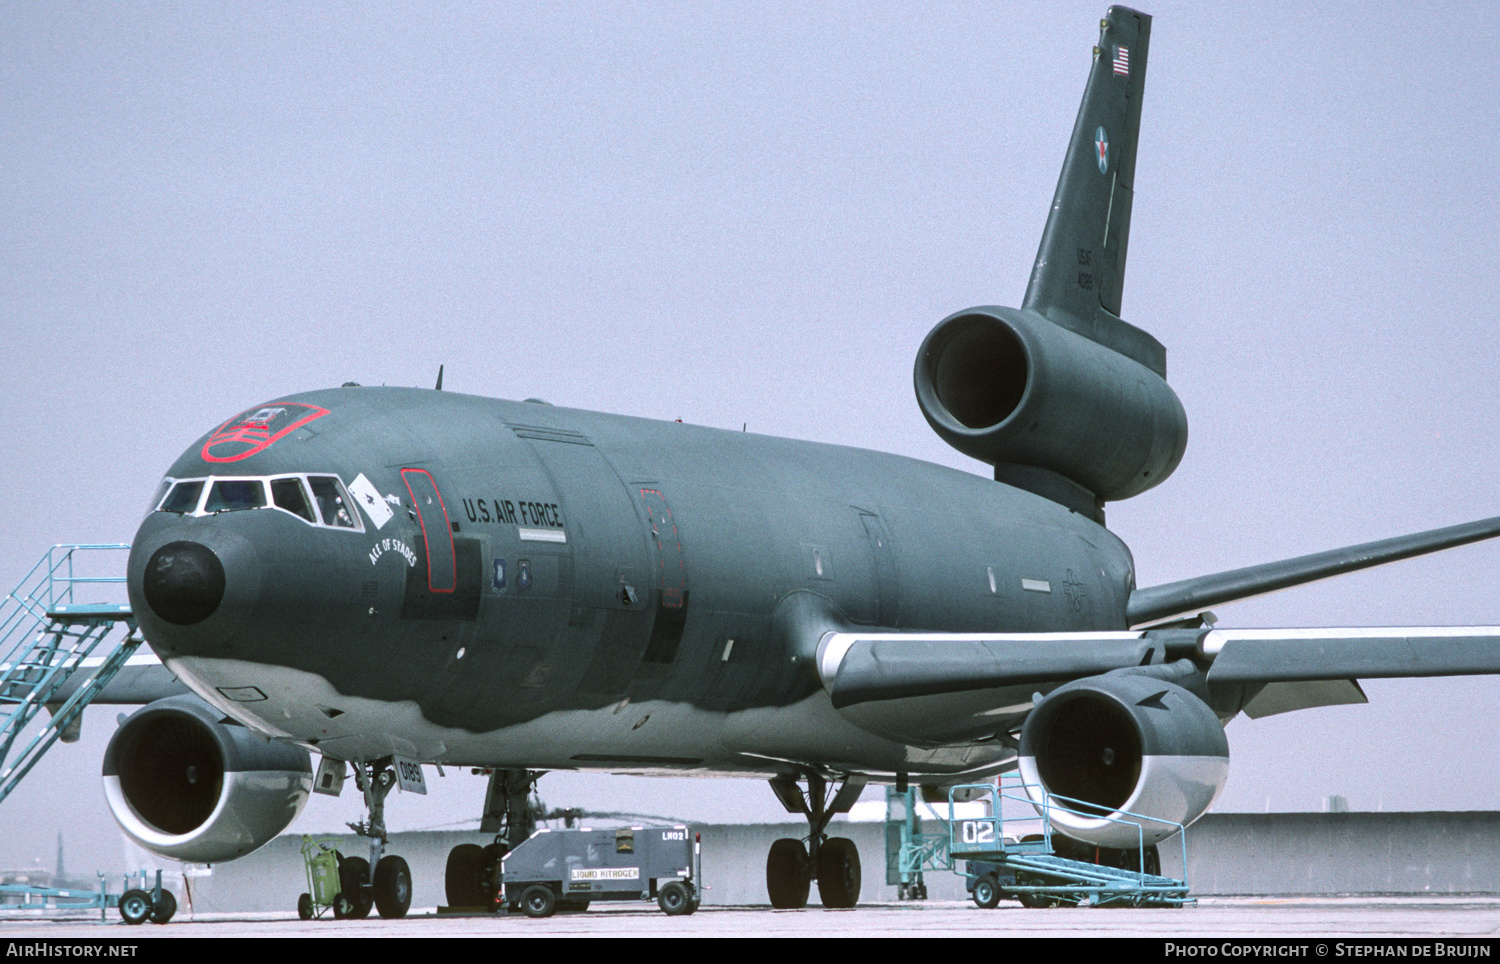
[343, 758, 412, 919]
[444, 768, 544, 911]
[765, 773, 867, 909]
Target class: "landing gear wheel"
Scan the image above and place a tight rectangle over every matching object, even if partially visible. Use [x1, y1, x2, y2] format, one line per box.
[445, 844, 484, 907]
[766, 838, 810, 909]
[149, 890, 176, 924]
[972, 875, 1001, 909]
[374, 855, 412, 919]
[297, 892, 314, 920]
[118, 889, 151, 925]
[520, 885, 556, 919]
[816, 837, 861, 908]
[658, 881, 692, 916]
[338, 855, 372, 919]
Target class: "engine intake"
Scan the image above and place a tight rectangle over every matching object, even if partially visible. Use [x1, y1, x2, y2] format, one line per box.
[914, 306, 1187, 503]
[102, 695, 313, 863]
[1018, 673, 1228, 847]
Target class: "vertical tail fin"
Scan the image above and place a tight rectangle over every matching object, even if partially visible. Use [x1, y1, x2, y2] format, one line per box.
[1023, 7, 1150, 333]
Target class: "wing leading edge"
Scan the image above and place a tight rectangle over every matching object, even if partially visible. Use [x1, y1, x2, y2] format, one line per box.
[816, 626, 1500, 722]
[1127, 514, 1500, 626]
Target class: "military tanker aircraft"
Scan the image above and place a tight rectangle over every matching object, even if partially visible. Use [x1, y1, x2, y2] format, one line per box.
[101, 6, 1500, 916]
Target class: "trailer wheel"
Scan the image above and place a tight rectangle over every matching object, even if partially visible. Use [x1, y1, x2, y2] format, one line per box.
[150, 890, 176, 924]
[658, 881, 691, 916]
[298, 893, 314, 920]
[972, 875, 1001, 909]
[338, 855, 372, 919]
[520, 885, 556, 918]
[118, 889, 152, 925]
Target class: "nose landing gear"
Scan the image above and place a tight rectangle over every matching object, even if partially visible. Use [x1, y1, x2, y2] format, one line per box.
[765, 773, 866, 909]
[345, 758, 412, 919]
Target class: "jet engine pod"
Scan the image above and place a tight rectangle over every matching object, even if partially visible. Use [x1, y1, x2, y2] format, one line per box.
[1017, 674, 1228, 848]
[102, 695, 313, 863]
[913, 306, 1187, 502]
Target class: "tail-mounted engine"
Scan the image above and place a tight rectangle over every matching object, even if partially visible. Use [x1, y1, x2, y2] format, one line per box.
[102, 695, 313, 863]
[1017, 672, 1228, 847]
[914, 306, 1187, 509]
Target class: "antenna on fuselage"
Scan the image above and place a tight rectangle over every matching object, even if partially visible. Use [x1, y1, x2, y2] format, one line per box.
[435, 365, 444, 391]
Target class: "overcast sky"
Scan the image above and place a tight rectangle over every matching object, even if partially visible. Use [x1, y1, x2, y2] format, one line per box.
[3, 1, 1499, 876]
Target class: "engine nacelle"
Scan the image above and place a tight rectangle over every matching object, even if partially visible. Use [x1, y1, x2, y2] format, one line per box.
[914, 306, 1187, 502]
[1018, 674, 1228, 847]
[102, 695, 313, 863]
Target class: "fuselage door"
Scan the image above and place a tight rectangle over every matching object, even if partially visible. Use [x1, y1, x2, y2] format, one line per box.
[402, 468, 456, 593]
[640, 488, 688, 664]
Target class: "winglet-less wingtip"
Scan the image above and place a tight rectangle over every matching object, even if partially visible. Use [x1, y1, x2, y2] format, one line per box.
[1128, 514, 1500, 626]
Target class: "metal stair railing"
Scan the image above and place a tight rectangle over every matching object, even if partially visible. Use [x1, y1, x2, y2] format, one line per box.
[0, 545, 136, 806]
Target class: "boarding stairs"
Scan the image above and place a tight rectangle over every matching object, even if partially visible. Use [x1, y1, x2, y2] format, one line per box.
[0, 545, 137, 806]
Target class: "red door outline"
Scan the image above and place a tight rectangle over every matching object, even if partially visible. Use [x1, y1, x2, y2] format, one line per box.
[402, 468, 456, 593]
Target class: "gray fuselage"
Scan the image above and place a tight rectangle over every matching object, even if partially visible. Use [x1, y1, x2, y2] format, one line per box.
[127, 387, 1135, 781]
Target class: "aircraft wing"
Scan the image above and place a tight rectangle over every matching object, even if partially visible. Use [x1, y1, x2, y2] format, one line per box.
[816, 626, 1500, 739]
[1127, 514, 1500, 625]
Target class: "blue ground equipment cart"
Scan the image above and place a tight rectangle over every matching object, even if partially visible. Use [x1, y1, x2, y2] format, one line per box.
[502, 826, 701, 917]
[945, 780, 1192, 908]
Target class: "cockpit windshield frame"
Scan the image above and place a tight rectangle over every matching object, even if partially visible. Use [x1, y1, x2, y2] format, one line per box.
[153, 474, 366, 532]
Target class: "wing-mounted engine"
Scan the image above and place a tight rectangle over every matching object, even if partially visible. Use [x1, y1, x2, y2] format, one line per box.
[914, 306, 1187, 510]
[1018, 673, 1227, 847]
[102, 695, 313, 862]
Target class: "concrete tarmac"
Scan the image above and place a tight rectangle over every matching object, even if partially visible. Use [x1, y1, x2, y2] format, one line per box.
[2, 898, 1500, 939]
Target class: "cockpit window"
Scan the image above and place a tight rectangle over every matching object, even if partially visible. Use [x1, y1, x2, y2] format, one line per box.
[308, 476, 357, 528]
[270, 478, 316, 523]
[161, 480, 205, 514]
[152, 473, 364, 531]
[204, 479, 268, 513]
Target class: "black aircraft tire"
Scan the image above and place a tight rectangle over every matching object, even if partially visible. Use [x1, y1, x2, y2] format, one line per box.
[445, 844, 484, 908]
[658, 881, 691, 916]
[972, 875, 1001, 910]
[297, 893, 314, 920]
[339, 856, 372, 919]
[765, 838, 810, 909]
[816, 837, 861, 909]
[149, 890, 176, 924]
[520, 885, 556, 919]
[118, 889, 151, 925]
[374, 855, 413, 919]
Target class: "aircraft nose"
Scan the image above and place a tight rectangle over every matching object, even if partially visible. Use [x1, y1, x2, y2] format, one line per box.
[141, 541, 225, 626]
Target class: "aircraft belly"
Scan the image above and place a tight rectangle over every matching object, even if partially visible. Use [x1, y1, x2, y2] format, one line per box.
[164, 654, 1015, 778]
